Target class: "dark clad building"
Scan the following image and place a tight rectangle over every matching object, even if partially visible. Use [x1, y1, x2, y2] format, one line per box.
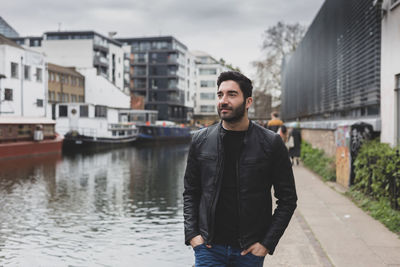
[281, 0, 382, 121]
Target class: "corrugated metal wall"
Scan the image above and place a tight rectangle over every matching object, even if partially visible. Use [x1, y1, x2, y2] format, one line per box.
[281, 0, 381, 121]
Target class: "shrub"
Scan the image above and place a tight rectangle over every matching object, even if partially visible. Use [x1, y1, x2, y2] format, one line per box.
[353, 139, 400, 210]
[300, 141, 336, 181]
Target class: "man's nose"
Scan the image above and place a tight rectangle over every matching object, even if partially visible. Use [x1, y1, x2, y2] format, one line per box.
[219, 95, 228, 104]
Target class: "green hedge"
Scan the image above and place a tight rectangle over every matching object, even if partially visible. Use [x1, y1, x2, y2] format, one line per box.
[346, 189, 400, 235]
[353, 140, 400, 210]
[300, 142, 336, 181]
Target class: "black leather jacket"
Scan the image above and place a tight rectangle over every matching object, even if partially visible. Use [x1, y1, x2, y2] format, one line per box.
[183, 121, 297, 255]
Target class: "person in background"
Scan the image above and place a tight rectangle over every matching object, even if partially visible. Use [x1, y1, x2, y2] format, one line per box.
[288, 123, 302, 165]
[278, 125, 288, 143]
[266, 112, 283, 133]
[183, 71, 297, 267]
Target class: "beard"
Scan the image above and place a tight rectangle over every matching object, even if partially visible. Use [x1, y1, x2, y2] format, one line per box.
[217, 99, 246, 123]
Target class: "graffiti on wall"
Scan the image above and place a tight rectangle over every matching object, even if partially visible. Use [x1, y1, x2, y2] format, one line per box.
[350, 122, 373, 185]
[335, 125, 351, 187]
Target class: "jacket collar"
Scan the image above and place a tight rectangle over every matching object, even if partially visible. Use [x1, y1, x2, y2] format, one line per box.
[218, 120, 254, 144]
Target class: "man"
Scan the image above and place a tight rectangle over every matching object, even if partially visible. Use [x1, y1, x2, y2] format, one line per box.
[266, 112, 283, 133]
[183, 71, 297, 266]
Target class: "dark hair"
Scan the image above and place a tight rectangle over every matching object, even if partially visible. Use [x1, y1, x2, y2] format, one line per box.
[280, 125, 287, 134]
[217, 71, 253, 99]
[272, 112, 279, 118]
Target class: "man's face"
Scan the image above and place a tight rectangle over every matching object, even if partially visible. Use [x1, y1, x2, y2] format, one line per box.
[217, 80, 250, 123]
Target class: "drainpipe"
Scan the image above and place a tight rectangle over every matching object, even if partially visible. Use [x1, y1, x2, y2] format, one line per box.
[44, 62, 48, 118]
[0, 74, 6, 114]
[21, 56, 24, 116]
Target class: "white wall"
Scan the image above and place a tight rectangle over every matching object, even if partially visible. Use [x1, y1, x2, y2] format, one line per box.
[108, 43, 125, 91]
[0, 45, 46, 117]
[78, 68, 130, 109]
[381, 0, 400, 147]
[40, 39, 94, 68]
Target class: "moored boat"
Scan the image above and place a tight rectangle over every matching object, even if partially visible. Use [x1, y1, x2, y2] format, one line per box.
[0, 117, 63, 159]
[136, 122, 191, 143]
[55, 103, 139, 151]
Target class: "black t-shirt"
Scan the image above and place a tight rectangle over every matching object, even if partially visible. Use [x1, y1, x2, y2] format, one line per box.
[213, 128, 246, 248]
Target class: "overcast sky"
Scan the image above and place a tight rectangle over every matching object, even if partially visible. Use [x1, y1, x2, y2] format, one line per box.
[3, 0, 324, 77]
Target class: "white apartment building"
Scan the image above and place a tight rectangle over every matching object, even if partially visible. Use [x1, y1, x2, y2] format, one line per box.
[191, 51, 229, 121]
[0, 35, 47, 117]
[381, 0, 400, 147]
[14, 31, 126, 92]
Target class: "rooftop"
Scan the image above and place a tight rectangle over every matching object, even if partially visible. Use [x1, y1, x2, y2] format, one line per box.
[0, 34, 23, 49]
[48, 63, 84, 78]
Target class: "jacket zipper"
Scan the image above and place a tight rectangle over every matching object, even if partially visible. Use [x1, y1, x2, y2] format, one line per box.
[236, 147, 244, 248]
[207, 133, 224, 245]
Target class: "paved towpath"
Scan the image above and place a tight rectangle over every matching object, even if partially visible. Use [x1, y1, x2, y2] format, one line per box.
[263, 164, 400, 267]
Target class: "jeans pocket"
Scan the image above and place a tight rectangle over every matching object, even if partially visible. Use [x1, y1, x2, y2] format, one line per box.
[193, 243, 206, 252]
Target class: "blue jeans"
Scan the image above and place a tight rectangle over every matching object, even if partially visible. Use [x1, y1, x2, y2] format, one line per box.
[194, 243, 265, 267]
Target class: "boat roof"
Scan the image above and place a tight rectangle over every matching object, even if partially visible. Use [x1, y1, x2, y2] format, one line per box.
[0, 117, 55, 125]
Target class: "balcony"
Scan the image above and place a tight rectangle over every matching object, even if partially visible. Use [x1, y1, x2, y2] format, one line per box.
[93, 55, 109, 68]
[93, 43, 109, 53]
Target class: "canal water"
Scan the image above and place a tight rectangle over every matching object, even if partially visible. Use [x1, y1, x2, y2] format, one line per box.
[0, 144, 194, 267]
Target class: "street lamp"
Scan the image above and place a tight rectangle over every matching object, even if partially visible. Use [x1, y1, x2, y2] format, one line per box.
[0, 74, 6, 114]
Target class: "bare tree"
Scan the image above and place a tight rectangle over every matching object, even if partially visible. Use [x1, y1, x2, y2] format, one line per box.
[253, 21, 306, 109]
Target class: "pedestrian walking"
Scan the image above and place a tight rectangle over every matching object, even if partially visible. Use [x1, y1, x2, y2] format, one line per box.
[278, 125, 288, 143]
[266, 112, 283, 133]
[183, 71, 297, 267]
[289, 124, 302, 165]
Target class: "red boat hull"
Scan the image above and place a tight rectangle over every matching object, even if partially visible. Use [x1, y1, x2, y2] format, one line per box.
[0, 136, 63, 160]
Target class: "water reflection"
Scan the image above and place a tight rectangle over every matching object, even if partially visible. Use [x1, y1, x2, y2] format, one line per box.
[0, 144, 193, 267]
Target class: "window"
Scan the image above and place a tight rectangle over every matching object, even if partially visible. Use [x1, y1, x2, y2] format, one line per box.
[4, 88, 13, 101]
[71, 94, 77, 102]
[48, 91, 55, 101]
[11, 62, 18, 78]
[36, 99, 43, 107]
[200, 80, 216, 87]
[95, 105, 107, 118]
[80, 105, 89, 117]
[55, 74, 60, 82]
[79, 78, 84, 87]
[391, 0, 400, 6]
[78, 95, 84, 102]
[24, 65, 31, 80]
[62, 93, 69, 102]
[36, 68, 42, 82]
[200, 92, 215, 100]
[59, 105, 68, 117]
[200, 105, 215, 113]
[57, 92, 62, 101]
[199, 68, 217, 75]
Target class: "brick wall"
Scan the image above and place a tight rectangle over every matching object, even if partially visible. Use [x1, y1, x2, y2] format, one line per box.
[301, 129, 336, 158]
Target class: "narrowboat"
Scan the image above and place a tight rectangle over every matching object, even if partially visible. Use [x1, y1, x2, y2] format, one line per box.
[0, 117, 63, 159]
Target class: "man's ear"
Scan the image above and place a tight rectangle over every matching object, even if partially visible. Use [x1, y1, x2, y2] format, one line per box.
[246, 97, 253, 109]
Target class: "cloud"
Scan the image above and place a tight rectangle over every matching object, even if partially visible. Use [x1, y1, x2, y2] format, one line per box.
[2, 0, 324, 75]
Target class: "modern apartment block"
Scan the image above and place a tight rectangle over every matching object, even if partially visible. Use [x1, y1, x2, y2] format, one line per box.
[191, 51, 229, 123]
[0, 17, 19, 38]
[0, 34, 47, 117]
[116, 36, 195, 122]
[13, 31, 126, 93]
